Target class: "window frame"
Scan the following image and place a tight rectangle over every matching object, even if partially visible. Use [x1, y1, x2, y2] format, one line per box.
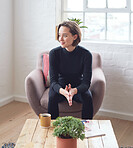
[59, 0, 133, 43]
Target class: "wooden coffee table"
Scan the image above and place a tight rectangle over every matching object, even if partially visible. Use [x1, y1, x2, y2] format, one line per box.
[15, 119, 119, 148]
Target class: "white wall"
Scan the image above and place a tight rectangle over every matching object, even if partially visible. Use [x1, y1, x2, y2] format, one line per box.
[0, 0, 133, 121]
[14, 0, 57, 97]
[80, 42, 133, 120]
[0, 0, 14, 105]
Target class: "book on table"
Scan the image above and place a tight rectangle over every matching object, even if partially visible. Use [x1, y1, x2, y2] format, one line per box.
[82, 120, 106, 138]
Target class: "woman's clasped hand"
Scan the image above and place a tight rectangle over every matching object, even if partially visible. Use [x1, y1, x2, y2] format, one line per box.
[59, 84, 77, 106]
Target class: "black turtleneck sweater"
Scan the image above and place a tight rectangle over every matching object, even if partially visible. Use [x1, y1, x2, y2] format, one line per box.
[49, 45, 92, 94]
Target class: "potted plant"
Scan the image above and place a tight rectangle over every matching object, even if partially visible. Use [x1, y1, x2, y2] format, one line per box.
[52, 116, 85, 148]
[67, 18, 88, 28]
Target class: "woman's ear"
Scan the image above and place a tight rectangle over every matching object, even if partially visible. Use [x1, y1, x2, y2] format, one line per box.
[73, 34, 78, 40]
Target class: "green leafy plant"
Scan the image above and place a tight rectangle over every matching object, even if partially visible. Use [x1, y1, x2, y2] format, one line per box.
[67, 18, 88, 28]
[52, 116, 85, 140]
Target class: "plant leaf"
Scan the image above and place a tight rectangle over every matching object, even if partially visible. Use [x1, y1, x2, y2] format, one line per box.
[80, 26, 88, 28]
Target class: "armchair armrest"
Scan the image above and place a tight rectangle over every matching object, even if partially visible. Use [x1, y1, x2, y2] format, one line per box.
[25, 68, 46, 115]
[90, 68, 106, 116]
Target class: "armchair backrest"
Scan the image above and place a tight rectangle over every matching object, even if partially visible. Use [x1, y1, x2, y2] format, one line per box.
[92, 52, 102, 70]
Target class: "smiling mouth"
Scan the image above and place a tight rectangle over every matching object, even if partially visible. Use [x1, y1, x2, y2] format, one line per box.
[60, 42, 65, 45]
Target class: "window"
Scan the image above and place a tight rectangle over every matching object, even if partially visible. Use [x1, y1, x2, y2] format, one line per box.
[59, 0, 133, 43]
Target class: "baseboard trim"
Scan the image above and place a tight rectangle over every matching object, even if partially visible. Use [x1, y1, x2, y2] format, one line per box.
[1, 96, 133, 121]
[14, 95, 28, 103]
[97, 108, 133, 121]
[0, 96, 14, 107]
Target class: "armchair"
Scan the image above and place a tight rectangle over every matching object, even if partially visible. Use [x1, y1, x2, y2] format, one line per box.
[25, 51, 106, 118]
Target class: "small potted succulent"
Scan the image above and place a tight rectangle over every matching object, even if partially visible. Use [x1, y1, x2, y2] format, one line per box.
[52, 116, 85, 148]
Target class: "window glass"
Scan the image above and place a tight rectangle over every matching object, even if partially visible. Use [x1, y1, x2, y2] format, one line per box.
[63, 13, 83, 21]
[107, 13, 129, 41]
[84, 13, 105, 40]
[61, 0, 132, 42]
[108, 0, 127, 8]
[87, 0, 106, 8]
[64, 0, 83, 11]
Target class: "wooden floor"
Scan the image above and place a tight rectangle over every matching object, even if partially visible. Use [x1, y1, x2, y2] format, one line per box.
[0, 101, 133, 147]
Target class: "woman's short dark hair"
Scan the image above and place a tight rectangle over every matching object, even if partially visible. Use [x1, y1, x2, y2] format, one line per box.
[57, 21, 81, 46]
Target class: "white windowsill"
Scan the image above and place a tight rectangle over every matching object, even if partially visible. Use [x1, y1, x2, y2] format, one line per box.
[81, 40, 133, 46]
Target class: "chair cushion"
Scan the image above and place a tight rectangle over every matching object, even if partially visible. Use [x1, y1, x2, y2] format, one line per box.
[42, 54, 50, 87]
[59, 100, 82, 113]
[40, 88, 82, 113]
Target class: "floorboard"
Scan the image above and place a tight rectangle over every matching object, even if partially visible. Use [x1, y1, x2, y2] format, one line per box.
[0, 101, 133, 147]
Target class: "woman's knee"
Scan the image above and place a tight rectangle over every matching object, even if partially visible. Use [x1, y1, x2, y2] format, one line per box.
[49, 87, 65, 103]
[81, 90, 92, 101]
[49, 87, 59, 101]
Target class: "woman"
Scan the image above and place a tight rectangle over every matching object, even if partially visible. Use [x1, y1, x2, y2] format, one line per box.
[48, 21, 93, 119]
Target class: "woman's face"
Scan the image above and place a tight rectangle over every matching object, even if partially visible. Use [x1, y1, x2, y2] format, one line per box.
[58, 26, 77, 51]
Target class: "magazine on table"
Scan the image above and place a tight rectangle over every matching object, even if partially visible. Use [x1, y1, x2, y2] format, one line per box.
[82, 120, 106, 138]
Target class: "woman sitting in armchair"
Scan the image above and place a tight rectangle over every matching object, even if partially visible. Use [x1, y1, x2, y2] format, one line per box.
[48, 21, 93, 119]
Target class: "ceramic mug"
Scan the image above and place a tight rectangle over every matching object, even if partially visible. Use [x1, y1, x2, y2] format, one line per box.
[39, 113, 51, 128]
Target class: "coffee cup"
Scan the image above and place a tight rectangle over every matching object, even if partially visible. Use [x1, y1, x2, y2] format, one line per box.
[39, 113, 51, 128]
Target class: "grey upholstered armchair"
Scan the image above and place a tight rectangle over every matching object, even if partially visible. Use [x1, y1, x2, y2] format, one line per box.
[25, 51, 106, 118]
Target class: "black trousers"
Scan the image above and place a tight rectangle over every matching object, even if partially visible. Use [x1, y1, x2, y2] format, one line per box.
[48, 86, 93, 119]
